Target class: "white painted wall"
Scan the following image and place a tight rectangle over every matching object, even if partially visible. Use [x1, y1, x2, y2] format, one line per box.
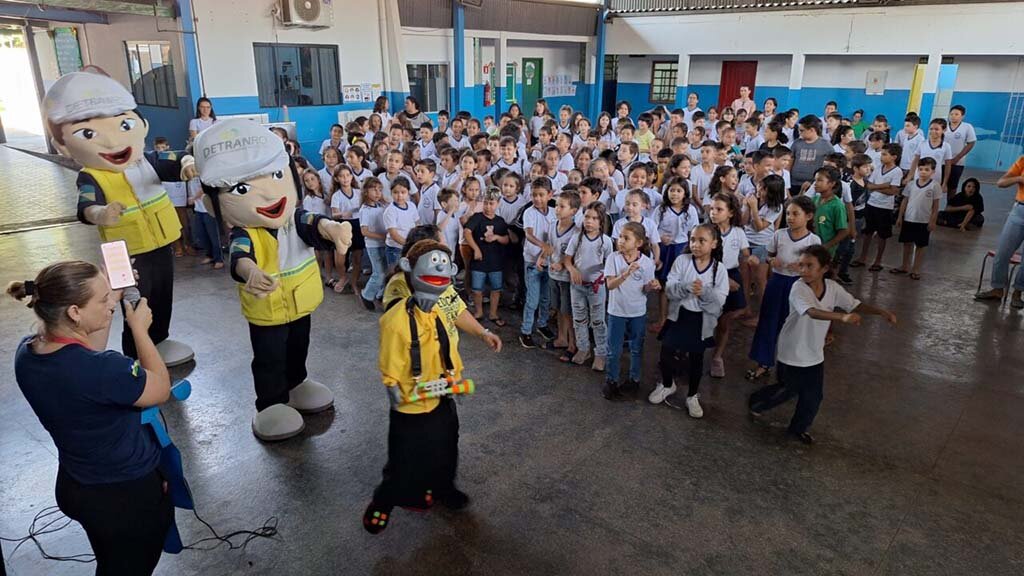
[617, 54, 800, 88]
[81, 13, 188, 96]
[507, 40, 582, 82]
[803, 55, 917, 90]
[191, 0, 384, 98]
[606, 3, 1024, 56]
[952, 56, 1024, 93]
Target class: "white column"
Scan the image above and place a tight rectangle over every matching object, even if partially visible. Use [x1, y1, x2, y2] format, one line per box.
[675, 53, 691, 109]
[788, 53, 805, 108]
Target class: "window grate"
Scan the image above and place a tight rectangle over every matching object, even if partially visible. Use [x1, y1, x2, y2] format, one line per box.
[124, 41, 177, 108]
[649, 61, 677, 104]
[253, 43, 340, 108]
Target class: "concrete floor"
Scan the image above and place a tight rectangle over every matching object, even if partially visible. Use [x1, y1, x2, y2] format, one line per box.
[1, 159, 1023, 574]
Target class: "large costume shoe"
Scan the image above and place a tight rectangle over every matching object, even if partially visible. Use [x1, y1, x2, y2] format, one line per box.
[287, 379, 334, 414]
[156, 339, 195, 367]
[252, 404, 305, 442]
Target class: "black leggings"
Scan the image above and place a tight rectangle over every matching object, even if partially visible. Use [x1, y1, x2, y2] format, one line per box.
[120, 245, 174, 359]
[55, 467, 172, 576]
[373, 398, 460, 508]
[659, 346, 705, 397]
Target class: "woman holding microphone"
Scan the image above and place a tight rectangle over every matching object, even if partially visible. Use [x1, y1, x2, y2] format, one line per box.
[9, 260, 172, 575]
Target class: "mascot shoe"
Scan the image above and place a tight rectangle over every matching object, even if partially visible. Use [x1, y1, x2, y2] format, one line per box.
[156, 339, 195, 367]
[287, 380, 334, 413]
[252, 404, 305, 442]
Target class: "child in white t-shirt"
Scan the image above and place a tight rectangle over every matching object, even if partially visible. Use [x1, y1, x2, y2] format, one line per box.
[564, 201, 614, 372]
[749, 245, 896, 444]
[894, 158, 942, 280]
[382, 179, 420, 270]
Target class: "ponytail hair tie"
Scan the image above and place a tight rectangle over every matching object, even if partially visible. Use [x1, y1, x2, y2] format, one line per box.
[23, 280, 35, 296]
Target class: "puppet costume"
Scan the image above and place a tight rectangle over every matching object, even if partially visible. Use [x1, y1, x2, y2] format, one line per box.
[42, 71, 194, 366]
[364, 241, 473, 534]
[189, 119, 352, 441]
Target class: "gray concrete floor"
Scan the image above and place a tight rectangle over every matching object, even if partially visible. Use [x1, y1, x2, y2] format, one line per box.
[0, 163, 1022, 575]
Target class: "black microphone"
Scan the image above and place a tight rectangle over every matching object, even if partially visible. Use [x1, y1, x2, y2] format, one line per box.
[123, 287, 141, 309]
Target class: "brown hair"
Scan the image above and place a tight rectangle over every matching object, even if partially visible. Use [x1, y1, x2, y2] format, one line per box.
[406, 239, 451, 264]
[6, 261, 102, 333]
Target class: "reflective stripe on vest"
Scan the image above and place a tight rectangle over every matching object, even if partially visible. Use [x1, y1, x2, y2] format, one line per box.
[83, 163, 181, 255]
[238, 221, 324, 326]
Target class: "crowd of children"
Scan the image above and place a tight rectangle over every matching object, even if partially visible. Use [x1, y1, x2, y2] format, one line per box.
[175, 92, 984, 442]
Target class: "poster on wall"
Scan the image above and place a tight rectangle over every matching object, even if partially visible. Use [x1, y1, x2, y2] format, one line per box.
[865, 70, 887, 95]
[52, 27, 82, 76]
[542, 74, 576, 98]
[343, 83, 383, 103]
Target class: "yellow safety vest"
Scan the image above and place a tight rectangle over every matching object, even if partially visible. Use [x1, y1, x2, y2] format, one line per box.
[238, 223, 323, 326]
[83, 166, 181, 255]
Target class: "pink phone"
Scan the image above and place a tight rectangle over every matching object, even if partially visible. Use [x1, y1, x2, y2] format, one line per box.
[101, 240, 135, 290]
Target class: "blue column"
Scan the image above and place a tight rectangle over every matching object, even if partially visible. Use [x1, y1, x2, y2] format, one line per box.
[591, 6, 607, 118]
[453, 1, 465, 112]
[179, 0, 203, 102]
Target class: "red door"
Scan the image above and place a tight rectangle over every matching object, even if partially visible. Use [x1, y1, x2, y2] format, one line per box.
[718, 61, 758, 111]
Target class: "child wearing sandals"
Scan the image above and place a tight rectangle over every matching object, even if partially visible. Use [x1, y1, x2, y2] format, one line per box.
[649, 223, 730, 418]
[359, 177, 388, 310]
[893, 157, 941, 280]
[564, 201, 614, 372]
[707, 192, 750, 379]
[462, 187, 510, 324]
[749, 244, 896, 444]
[746, 195, 820, 381]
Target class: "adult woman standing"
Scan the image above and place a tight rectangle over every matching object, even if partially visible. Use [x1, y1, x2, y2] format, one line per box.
[398, 96, 430, 129]
[10, 261, 173, 575]
[188, 97, 217, 141]
[372, 95, 393, 127]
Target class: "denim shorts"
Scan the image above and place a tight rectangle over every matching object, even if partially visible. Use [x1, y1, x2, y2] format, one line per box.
[549, 278, 572, 314]
[750, 244, 769, 263]
[471, 270, 503, 292]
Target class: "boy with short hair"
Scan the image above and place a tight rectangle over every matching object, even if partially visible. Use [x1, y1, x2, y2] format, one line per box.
[555, 132, 575, 174]
[896, 115, 924, 173]
[854, 143, 903, 271]
[945, 104, 978, 201]
[520, 178, 557, 348]
[540, 190, 581, 360]
[893, 157, 941, 279]
[496, 136, 527, 178]
[414, 159, 441, 226]
[463, 187, 510, 322]
[543, 146, 569, 193]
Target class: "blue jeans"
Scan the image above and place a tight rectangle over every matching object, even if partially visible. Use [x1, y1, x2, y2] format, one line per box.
[606, 314, 646, 383]
[385, 246, 403, 272]
[192, 211, 222, 263]
[521, 264, 550, 335]
[361, 246, 387, 301]
[990, 203, 1024, 291]
[570, 283, 607, 357]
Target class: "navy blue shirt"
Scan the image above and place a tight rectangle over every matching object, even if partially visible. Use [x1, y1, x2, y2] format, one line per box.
[15, 336, 160, 485]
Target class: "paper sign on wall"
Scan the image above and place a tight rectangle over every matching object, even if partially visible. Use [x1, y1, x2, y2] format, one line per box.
[865, 70, 887, 95]
[542, 74, 576, 98]
[343, 83, 383, 103]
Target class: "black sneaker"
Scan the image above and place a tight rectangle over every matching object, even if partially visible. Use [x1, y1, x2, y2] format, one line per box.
[437, 488, 471, 510]
[362, 501, 393, 535]
[537, 326, 556, 340]
[788, 431, 814, 445]
[519, 334, 537, 349]
[619, 379, 640, 396]
[360, 294, 376, 311]
[837, 273, 854, 286]
[602, 380, 621, 400]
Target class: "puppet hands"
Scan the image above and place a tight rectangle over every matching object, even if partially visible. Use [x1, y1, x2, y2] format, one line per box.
[319, 219, 353, 255]
[90, 202, 125, 226]
[237, 259, 278, 297]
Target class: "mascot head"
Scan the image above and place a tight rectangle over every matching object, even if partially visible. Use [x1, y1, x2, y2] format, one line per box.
[193, 119, 300, 230]
[42, 70, 148, 172]
[399, 240, 457, 313]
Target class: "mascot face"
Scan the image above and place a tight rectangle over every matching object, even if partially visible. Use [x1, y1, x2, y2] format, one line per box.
[399, 242, 458, 312]
[217, 168, 297, 230]
[54, 111, 148, 172]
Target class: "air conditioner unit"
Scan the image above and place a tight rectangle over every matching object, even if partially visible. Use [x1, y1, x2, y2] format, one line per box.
[279, 0, 333, 29]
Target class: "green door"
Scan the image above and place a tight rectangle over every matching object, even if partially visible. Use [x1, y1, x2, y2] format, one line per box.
[522, 58, 543, 115]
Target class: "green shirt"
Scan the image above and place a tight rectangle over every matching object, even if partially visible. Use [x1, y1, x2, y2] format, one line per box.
[814, 194, 848, 255]
[851, 121, 869, 139]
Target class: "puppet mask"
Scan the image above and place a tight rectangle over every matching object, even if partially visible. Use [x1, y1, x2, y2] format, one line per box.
[399, 242, 458, 313]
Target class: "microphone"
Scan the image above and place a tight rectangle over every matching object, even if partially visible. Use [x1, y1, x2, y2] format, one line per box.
[123, 286, 141, 309]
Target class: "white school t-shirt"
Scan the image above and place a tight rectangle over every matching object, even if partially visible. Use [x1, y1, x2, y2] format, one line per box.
[604, 252, 656, 318]
[382, 202, 420, 249]
[379, 173, 418, 203]
[691, 164, 716, 205]
[417, 183, 442, 227]
[666, 254, 729, 316]
[557, 152, 575, 174]
[776, 279, 860, 367]
[902, 178, 943, 224]
[350, 166, 373, 187]
[360, 204, 386, 249]
[611, 217, 659, 246]
[547, 220, 578, 282]
[867, 165, 903, 210]
[302, 194, 328, 216]
[945, 122, 977, 166]
[435, 210, 462, 250]
[330, 188, 362, 219]
[682, 106, 702, 129]
[496, 194, 529, 227]
[767, 229, 821, 277]
[565, 232, 613, 283]
[914, 141, 952, 179]
[522, 205, 557, 263]
[655, 204, 699, 245]
[745, 203, 785, 246]
[719, 226, 750, 270]
[897, 131, 925, 171]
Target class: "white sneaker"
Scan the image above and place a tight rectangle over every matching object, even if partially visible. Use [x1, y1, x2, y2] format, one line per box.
[648, 381, 677, 404]
[685, 394, 704, 419]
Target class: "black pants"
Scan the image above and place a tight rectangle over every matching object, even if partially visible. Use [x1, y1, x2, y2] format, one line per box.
[748, 362, 824, 435]
[248, 315, 310, 411]
[946, 165, 966, 200]
[55, 467, 172, 576]
[659, 346, 704, 397]
[120, 245, 174, 359]
[503, 236, 526, 305]
[372, 398, 460, 508]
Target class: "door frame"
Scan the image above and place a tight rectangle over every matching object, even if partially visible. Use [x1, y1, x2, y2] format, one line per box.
[717, 60, 758, 112]
[521, 57, 543, 116]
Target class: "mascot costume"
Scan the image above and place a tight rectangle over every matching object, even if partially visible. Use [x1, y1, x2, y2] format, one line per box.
[363, 240, 476, 534]
[186, 119, 352, 441]
[41, 70, 194, 366]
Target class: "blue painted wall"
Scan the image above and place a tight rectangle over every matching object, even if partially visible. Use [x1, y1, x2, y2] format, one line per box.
[140, 97, 193, 150]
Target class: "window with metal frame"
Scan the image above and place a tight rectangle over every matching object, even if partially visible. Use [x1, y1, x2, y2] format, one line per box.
[253, 43, 341, 108]
[407, 63, 450, 113]
[124, 41, 177, 108]
[649, 61, 677, 104]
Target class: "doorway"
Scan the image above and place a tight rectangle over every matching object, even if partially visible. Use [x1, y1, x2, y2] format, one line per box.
[521, 57, 543, 117]
[717, 61, 758, 111]
[602, 55, 618, 114]
[0, 27, 46, 150]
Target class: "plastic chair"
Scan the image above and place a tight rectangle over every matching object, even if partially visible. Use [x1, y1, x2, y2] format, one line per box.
[977, 250, 1023, 303]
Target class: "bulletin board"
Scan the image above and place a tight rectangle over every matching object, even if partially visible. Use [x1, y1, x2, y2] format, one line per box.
[53, 27, 82, 76]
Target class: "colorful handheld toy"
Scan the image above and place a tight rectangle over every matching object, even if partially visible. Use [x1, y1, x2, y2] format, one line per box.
[405, 375, 475, 404]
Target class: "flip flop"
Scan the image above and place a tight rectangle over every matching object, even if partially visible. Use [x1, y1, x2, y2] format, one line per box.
[849, 261, 866, 268]
[974, 290, 1004, 301]
[889, 268, 908, 275]
[558, 352, 575, 363]
[868, 264, 883, 272]
[909, 273, 921, 280]
[488, 317, 507, 327]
